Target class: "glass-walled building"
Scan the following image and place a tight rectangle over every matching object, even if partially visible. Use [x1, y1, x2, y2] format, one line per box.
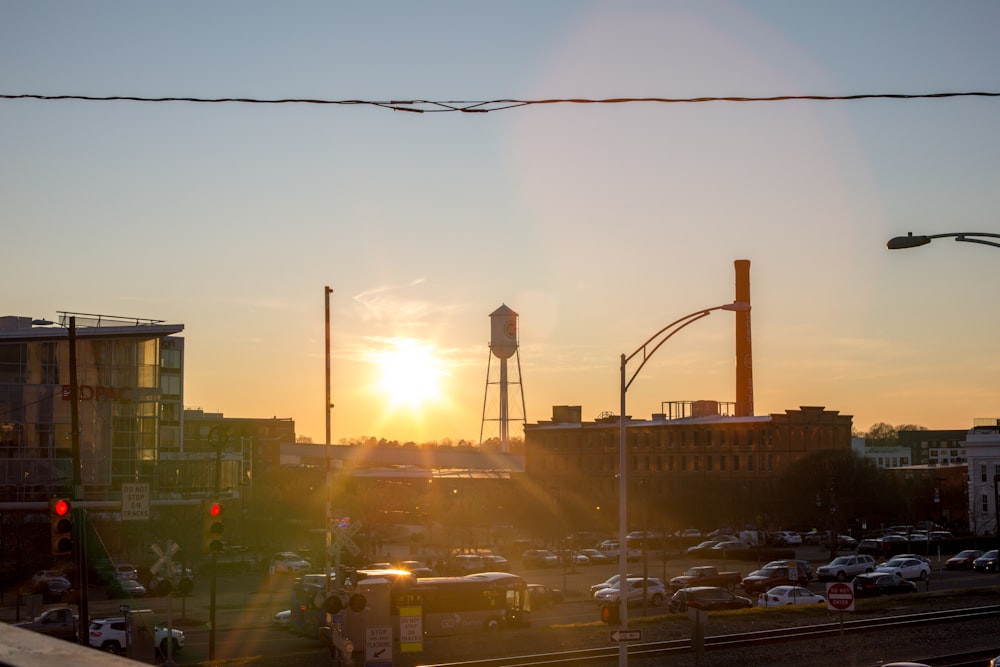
[0, 312, 184, 502]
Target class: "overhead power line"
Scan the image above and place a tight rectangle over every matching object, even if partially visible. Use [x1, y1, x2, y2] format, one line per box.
[1, 91, 998, 113]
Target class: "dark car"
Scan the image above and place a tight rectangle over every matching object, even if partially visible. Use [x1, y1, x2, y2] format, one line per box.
[667, 586, 754, 614]
[741, 564, 809, 595]
[973, 550, 999, 572]
[764, 559, 813, 581]
[944, 550, 982, 570]
[685, 540, 722, 557]
[527, 583, 564, 608]
[38, 575, 73, 603]
[852, 572, 918, 598]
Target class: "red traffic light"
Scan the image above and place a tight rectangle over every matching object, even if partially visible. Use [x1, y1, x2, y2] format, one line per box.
[52, 498, 71, 516]
[208, 502, 222, 518]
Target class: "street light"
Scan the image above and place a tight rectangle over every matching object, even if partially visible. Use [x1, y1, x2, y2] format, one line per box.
[616, 301, 750, 667]
[887, 231, 1000, 250]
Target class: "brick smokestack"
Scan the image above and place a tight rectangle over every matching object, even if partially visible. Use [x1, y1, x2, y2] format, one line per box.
[734, 259, 754, 417]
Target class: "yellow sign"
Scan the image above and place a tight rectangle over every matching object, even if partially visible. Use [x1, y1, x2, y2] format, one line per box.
[399, 606, 423, 653]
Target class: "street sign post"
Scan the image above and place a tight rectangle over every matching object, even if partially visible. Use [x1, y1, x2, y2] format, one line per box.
[826, 582, 855, 612]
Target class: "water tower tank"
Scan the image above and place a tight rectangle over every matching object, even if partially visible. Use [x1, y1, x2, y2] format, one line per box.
[489, 304, 518, 359]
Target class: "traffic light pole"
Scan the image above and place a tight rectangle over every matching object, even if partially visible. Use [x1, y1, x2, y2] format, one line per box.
[209, 439, 223, 660]
[74, 507, 89, 647]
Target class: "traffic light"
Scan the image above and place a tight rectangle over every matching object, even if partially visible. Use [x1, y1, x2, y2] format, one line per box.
[50, 498, 73, 556]
[600, 602, 620, 625]
[202, 500, 224, 553]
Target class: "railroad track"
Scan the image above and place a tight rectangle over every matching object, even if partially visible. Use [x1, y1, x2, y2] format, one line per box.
[417, 605, 1000, 667]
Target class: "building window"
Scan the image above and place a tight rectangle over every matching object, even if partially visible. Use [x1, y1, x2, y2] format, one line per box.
[719, 456, 726, 471]
[706, 455, 713, 471]
[732, 455, 739, 471]
[983, 494, 990, 513]
[982, 465, 987, 483]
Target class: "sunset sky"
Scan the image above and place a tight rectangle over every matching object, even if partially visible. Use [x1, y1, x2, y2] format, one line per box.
[3, 2, 999, 444]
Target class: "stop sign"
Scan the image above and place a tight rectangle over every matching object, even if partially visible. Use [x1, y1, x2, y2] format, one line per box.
[826, 582, 855, 611]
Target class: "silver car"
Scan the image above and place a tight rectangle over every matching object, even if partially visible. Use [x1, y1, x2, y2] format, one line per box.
[592, 577, 667, 607]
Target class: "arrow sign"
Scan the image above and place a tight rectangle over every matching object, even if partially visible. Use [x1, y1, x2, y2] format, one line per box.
[610, 629, 641, 642]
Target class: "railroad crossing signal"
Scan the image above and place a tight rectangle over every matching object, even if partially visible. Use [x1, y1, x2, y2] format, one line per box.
[50, 498, 73, 556]
[202, 500, 224, 553]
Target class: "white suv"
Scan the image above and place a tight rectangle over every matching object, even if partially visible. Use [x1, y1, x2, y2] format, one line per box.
[816, 554, 875, 581]
[88, 617, 184, 655]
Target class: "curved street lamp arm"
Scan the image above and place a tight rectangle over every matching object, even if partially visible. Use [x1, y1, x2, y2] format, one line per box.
[623, 310, 713, 393]
[887, 231, 1000, 250]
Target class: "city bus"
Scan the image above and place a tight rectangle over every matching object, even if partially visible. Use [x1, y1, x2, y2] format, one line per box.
[390, 571, 530, 636]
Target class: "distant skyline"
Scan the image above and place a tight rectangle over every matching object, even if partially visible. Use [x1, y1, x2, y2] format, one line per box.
[3, 2, 999, 444]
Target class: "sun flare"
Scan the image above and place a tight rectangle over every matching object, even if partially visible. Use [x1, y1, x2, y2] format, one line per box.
[373, 339, 446, 409]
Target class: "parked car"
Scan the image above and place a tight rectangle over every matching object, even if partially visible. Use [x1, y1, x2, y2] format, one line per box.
[832, 534, 858, 549]
[39, 575, 74, 603]
[269, 552, 311, 575]
[973, 550, 999, 572]
[852, 572, 918, 598]
[893, 553, 931, 564]
[31, 570, 67, 587]
[764, 559, 813, 581]
[106, 576, 148, 598]
[522, 549, 559, 568]
[578, 549, 612, 565]
[593, 577, 667, 607]
[88, 616, 184, 655]
[667, 586, 754, 614]
[757, 585, 826, 607]
[815, 554, 875, 581]
[945, 550, 983, 570]
[774, 531, 803, 546]
[686, 540, 722, 556]
[590, 573, 636, 596]
[396, 560, 434, 577]
[741, 564, 810, 595]
[875, 557, 932, 581]
[450, 554, 485, 574]
[527, 583, 564, 608]
[710, 540, 749, 554]
[114, 564, 138, 581]
[857, 538, 890, 557]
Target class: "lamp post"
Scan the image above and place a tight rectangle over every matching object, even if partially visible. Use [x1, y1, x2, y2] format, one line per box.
[887, 231, 1000, 251]
[324, 287, 334, 597]
[887, 232, 1000, 544]
[616, 301, 750, 667]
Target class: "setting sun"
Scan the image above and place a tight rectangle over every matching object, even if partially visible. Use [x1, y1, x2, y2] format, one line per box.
[372, 338, 446, 409]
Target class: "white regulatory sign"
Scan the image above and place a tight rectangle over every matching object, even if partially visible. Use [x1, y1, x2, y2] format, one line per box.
[121, 483, 150, 521]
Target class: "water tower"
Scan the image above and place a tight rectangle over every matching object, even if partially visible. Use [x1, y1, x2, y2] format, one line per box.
[480, 304, 526, 453]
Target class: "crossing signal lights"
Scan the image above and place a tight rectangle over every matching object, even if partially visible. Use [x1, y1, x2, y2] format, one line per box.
[203, 500, 224, 553]
[600, 602, 620, 624]
[50, 498, 73, 556]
